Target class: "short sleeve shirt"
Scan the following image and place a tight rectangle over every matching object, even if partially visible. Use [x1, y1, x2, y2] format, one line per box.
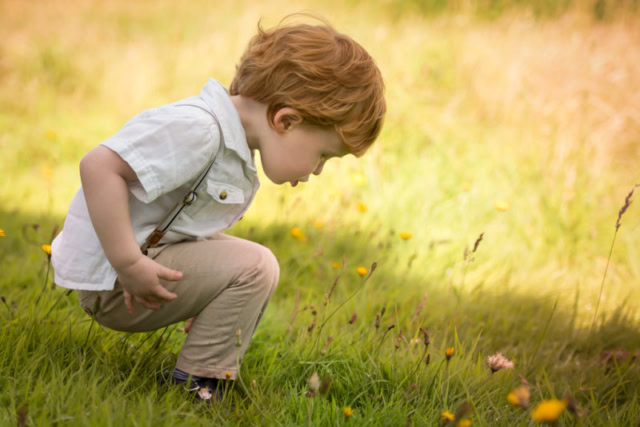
[51, 79, 260, 291]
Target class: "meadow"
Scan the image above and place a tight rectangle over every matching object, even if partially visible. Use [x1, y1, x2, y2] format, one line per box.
[1, 0, 639, 425]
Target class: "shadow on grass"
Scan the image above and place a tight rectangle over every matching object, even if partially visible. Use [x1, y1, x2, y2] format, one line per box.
[1, 208, 639, 410]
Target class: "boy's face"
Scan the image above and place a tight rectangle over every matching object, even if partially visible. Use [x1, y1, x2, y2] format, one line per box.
[259, 114, 349, 186]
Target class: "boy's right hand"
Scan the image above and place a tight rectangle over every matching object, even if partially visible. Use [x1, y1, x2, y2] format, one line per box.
[115, 255, 183, 313]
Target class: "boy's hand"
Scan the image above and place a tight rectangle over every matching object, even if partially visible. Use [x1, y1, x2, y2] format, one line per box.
[185, 317, 196, 333]
[116, 255, 183, 313]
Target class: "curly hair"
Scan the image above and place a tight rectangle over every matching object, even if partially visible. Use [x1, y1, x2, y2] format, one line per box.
[229, 14, 386, 156]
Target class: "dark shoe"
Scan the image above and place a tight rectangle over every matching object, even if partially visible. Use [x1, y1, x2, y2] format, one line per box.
[158, 369, 225, 403]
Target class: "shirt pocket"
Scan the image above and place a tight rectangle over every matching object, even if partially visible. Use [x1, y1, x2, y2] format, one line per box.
[184, 180, 246, 222]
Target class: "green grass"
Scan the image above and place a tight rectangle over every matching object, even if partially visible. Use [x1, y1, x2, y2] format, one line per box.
[1, 0, 640, 425]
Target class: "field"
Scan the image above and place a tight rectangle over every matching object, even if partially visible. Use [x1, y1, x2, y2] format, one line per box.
[1, 0, 639, 425]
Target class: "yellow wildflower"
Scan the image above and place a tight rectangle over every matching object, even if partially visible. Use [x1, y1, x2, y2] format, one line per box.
[494, 201, 511, 211]
[456, 420, 472, 427]
[357, 202, 367, 213]
[441, 410, 455, 424]
[225, 372, 233, 380]
[350, 171, 367, 187]
[399, 231, 412, 240]
[0, 228, 5, 237]
[45, 129, 58, 141]
[356, 266, 368, 276]
[289, 227, 307, 242]
[41, 244, 52, 256]
[41, 165, 54, 181]
[507, 385, 530, 408]
[531, 399, 566, 423]
[445, 347, 455, 360]
[331, 261, 341, 269]
[461, 181, 472, 192]
[343, 406, 354, 419]
[313, 219, 325, 229]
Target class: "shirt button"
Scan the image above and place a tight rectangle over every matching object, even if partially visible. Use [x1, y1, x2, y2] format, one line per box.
[219, 191, 228, 200]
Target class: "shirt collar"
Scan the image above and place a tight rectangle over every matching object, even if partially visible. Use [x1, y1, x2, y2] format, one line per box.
[199, 78, 256, 172]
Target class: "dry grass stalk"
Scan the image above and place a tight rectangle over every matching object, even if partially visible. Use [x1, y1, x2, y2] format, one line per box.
[472, 232, 484, 253]
[411, 293, 428, 324]
[591, 184, 639, 335]
[287, 289, 300, 334]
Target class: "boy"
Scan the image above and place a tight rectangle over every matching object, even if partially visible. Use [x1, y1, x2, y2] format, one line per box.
[51, 15, 385, 402]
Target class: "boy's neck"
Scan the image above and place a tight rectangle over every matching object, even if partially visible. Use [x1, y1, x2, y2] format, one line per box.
[229, 94, 267, 152]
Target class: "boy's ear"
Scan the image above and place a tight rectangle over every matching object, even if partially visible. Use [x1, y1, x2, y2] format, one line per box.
[273, 107, 302, 133]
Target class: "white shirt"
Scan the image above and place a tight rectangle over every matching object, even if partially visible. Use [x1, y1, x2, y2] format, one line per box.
[51, 79, 260, 291]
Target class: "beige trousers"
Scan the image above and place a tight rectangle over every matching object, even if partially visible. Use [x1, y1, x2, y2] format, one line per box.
[77, 233, 279, 380]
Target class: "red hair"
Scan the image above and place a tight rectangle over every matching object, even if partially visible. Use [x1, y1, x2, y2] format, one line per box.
[229, 15, 386, 156]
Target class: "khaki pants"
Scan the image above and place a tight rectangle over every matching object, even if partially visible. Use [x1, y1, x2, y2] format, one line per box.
[77, 233, 279, 380]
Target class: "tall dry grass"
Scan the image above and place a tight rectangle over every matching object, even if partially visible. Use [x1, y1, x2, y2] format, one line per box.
[454, 12, 640, 191]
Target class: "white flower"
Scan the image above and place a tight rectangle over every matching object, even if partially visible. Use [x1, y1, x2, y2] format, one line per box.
[307, 372, 320, 394]
[487, 352, 514, 373]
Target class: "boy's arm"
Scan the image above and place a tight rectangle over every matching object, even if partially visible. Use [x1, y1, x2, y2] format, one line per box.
[80, 145, 183, 312]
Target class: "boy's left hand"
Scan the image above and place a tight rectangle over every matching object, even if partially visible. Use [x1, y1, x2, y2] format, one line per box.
[185, 317, 196, 332]
[123, 289, 164, 312]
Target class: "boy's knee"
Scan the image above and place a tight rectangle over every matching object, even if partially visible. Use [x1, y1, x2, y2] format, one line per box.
[241, 243, 279, 291]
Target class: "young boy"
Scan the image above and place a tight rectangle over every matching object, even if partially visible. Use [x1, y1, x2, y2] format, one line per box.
[51, 16, 385, 402]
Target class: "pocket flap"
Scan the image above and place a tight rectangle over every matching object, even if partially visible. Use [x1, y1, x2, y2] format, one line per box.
[204, 181, 245, 204]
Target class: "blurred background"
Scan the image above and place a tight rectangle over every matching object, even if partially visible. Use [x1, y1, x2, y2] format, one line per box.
[1, 0, 639, 324]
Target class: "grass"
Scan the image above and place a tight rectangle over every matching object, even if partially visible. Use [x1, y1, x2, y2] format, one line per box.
[1, 0, 640, 425]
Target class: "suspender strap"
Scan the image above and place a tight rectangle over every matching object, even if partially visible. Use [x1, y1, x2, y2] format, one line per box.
[140, 109, 224, 255]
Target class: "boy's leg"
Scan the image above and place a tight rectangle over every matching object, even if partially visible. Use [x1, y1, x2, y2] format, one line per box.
[78, 233, 279, 380]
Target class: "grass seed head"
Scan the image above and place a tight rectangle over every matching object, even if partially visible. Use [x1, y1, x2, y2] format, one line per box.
[348, 312, 358, 324]
[395, 330, 404, 350]
[324, 276, 340, 306]
[420, 327, 430, 348]
[472, 232, 484, 253]
[616, 184, 639, 230]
